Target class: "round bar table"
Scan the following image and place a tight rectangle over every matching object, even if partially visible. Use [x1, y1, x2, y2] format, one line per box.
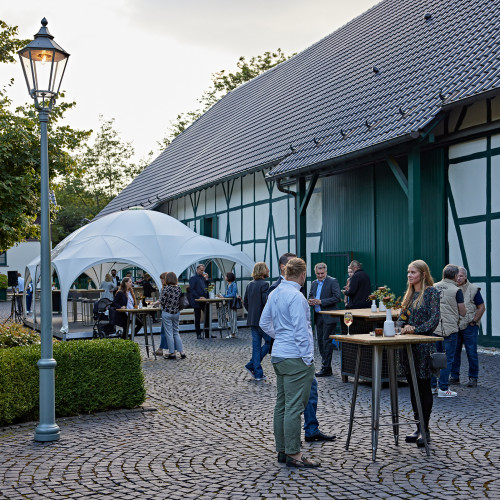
[331, 333, 440, 461]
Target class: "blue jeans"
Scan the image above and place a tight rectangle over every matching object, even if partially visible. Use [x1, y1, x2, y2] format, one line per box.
[451, 325, 479, 379]
[162, 311, 183, 354]
[245, 326, 271, 378]
[431, 333, 459, 391]
[159, 322, 168, 349]
[303, 377, 319, 438]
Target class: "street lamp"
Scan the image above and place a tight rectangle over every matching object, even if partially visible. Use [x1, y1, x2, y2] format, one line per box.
[18, 18, 70, 442]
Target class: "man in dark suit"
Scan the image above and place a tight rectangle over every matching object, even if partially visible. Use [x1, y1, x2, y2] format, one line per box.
[343, 260, 371, 309]
[189, 264, 209, 338]
[308, 263, 341, 377]
[268, 252, 336, 443]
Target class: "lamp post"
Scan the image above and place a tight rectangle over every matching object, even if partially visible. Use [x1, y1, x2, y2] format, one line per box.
[18, 18, 69, 442]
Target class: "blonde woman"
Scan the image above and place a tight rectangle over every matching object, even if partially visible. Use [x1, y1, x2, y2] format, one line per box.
[243, 262, 271, 380]
[398, 260, 440, 448]
[100, 273, 115, 301]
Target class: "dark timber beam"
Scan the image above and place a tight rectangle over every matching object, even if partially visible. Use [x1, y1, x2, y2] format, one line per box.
[295, 174, 318, 260]
[408, 146, 421, 260]
[386, 156, 408, 197]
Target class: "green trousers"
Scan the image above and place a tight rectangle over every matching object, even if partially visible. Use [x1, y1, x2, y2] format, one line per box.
[273, 358, 315, 455]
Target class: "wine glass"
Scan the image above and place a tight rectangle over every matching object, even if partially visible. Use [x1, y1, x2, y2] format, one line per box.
[344, 311, 353, 336]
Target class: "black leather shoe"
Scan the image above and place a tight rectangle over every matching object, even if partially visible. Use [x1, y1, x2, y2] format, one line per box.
[277, 451, 286, 463]
[315, 369, 333, 377]
[416, 431, 431, 447]
[304, 431, 336, 442]
[286, 455, 321, 468]
[405, 428, 420, 443]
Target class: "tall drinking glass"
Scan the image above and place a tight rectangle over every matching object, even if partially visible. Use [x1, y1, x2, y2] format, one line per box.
[344, 311, 353, 336]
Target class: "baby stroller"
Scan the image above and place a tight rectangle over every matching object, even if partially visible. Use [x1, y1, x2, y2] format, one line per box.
[92, 298, 119, 338]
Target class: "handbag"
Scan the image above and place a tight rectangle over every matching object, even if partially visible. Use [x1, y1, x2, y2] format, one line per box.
[430, 352, 447, 370]
[178, 293, 190, 310]
[230, 296, 243, 310]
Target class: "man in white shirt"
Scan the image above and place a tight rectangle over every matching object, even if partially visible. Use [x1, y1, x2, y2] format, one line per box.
[260, 258, 320, 468]
[16, 273, 24, 314]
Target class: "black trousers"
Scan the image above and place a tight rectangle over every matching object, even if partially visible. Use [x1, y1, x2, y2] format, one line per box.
[194, 306, 209, 337]
[406, 376, 433, 430]
[314, 313, 336, 370]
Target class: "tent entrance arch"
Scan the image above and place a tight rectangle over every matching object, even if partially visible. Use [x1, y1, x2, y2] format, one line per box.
[26, 209, 254, 333]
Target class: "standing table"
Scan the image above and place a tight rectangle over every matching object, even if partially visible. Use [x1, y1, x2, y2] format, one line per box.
[321, 309, 400, 382]
[331, 333, 440, 461]
[195, 297, 232, 338]
[120, 307, 161, 359]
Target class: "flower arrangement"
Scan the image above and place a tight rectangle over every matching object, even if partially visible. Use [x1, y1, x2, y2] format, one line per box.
[0, 274, 7, 290]
[368, 286, 401, 309]
[207, 284, 215, 293]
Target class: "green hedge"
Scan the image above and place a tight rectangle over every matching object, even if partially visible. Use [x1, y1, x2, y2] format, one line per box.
[0, 339, 146, 427]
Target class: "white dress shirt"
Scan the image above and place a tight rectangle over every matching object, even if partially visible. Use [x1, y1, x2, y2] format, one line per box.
[259, 279, 314, 365]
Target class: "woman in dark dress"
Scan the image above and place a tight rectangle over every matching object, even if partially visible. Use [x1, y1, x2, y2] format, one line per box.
[112, 277, 143, 337]
[399, 259, 440, 447]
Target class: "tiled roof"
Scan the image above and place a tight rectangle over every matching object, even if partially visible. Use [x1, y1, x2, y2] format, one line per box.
[97, 0, 500, 218]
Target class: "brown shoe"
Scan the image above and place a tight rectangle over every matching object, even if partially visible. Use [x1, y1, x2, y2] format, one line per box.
[286, 455, 321, 468]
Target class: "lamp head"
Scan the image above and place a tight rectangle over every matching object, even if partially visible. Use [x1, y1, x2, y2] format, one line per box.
[18, 18, 70, 110]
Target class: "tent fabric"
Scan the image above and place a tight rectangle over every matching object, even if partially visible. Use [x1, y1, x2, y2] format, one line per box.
[26, 209, 255, 333]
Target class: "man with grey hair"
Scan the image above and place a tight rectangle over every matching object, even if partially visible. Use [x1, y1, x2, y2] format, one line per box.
[449, 267, 485, 388]
[308, 263, 341, 377]
[433, 264, 466, 397]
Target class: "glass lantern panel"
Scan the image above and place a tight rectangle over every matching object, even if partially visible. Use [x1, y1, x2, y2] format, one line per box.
[52, 57, 68, 95]
[19, 52, 36, 93]
[31, 49, 56, 93]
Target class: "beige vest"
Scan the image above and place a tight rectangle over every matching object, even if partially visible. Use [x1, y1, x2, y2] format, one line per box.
[459, 281, 480, 330]
[434, 278, 460, 337]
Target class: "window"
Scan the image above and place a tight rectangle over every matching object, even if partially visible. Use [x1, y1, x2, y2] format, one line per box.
[0, 252, 6, 266]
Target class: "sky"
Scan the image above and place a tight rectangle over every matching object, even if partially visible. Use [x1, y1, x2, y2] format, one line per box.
[1, 0, 380, 162]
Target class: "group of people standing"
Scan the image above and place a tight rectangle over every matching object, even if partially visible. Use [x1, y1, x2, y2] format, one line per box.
[243, 254, 485, 467]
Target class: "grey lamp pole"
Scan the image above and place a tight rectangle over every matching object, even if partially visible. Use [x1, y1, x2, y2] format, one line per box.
[18, 18, 70, 442]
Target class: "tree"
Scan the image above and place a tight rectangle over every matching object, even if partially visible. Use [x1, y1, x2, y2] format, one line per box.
[51, 117, 146, 243]
[0, 20, 91, 251]
[160, 49, 291, 148]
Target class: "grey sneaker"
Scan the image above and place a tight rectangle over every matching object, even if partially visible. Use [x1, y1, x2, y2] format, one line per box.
[467, 377, 478, 388]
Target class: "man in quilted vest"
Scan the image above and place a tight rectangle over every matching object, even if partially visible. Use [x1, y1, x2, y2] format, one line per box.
[432, 265, 466, 398]
[449, 267, 485, 388]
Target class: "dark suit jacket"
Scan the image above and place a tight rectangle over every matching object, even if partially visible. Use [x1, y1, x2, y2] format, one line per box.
[268, 276, 306, 297]
[308, 276, 341, 324]
[188, 274, 208, 308]
[344, 269, 371, 309]
[244, 279, 270, 326]
[111, 291, 128, 328]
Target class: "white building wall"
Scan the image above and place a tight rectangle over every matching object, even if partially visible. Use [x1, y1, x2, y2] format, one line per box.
[1, 241, 40, 279]
[448, 131, 500, 338]
[159, 169, 322, 296]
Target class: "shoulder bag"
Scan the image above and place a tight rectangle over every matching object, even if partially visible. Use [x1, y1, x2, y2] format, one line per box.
[230, 296, 243, 310]
[178, 293, 190, 310]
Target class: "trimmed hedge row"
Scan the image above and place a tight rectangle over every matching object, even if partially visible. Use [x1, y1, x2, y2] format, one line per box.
[0, 339, 146, 427]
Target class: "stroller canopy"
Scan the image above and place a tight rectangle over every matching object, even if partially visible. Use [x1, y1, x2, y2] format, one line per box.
[27, 209, 255, 333]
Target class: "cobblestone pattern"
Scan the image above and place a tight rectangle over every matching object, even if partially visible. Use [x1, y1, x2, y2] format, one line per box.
[1, 303, 499, 499]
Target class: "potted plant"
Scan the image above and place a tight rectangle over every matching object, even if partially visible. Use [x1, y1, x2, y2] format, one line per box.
[0, 274, 7, 302]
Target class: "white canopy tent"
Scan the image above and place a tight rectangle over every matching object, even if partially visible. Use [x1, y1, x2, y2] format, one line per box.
[26, 209, 255, 333]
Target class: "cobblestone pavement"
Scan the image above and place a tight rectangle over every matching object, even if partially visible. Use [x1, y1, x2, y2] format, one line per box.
[1, 303, 500, 499]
